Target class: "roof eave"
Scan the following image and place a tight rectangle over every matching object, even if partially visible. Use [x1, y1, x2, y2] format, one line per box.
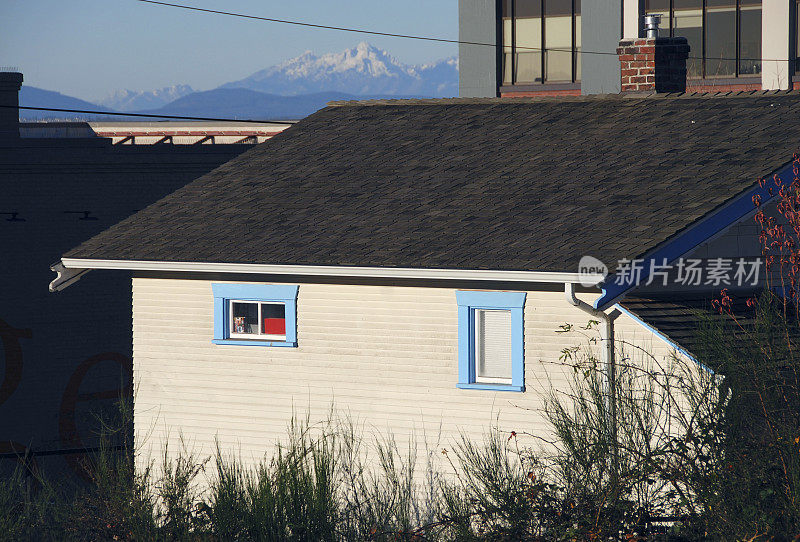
[50, 257, 605, 292]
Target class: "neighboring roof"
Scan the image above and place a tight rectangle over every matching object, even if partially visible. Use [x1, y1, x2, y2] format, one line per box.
[619, 293, 754, 360]
[64, 92, 800, 273]
[3, 138, 254, 285]
[19, 121, 290, 145]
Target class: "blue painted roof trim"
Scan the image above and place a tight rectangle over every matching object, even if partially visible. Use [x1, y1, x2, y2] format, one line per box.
[595, 162, 794, 311]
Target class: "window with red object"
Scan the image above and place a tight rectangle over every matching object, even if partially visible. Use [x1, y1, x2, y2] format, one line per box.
[262, 304, 286, 336]
[230, 301, 286, 340]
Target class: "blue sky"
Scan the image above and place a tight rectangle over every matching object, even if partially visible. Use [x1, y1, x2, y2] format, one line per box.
[1, 0, 458, 101]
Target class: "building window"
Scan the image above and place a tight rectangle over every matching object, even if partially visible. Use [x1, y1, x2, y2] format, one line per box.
[502, 0, 581, 85]
[456, 291, 526, 392]
[645, 0, 761, 79]
[212, 283, 298, 347]
[230, 301, 286, 340]
[795, 0, 800, 74]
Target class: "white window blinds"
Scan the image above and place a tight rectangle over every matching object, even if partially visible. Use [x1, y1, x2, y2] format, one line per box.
[475, 309, 513, 381]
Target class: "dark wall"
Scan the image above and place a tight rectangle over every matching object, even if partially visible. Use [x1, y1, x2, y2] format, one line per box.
[0, 138, 252, 477]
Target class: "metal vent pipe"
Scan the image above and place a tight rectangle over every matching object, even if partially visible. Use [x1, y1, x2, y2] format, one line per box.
[644, 14, 661, 38]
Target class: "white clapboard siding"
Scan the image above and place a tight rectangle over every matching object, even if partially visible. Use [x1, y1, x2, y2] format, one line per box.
[132, 278, 689, 474]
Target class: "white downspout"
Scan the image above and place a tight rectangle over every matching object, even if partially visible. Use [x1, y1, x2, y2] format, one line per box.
[564, 282, 620, 483]
[564, 282, 617, 382]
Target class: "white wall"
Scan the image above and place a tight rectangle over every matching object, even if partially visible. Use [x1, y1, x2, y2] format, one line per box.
[623, 0, 641, 39]
[132, 277, 689, 475]
[762, 0, 793, 90]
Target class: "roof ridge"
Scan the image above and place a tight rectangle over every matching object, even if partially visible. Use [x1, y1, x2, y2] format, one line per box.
[327, 90, 800, 107]
[61, 93, 800, 280]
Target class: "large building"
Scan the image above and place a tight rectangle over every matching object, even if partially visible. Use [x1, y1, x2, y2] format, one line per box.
[459, 0, 799, 97]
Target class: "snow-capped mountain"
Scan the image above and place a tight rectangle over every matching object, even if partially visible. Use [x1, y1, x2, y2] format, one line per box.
[98, 84, 194, 112]
[219, 42, 458, 97]
[415, 57, 460, 96]
[29, 43, 458, 121]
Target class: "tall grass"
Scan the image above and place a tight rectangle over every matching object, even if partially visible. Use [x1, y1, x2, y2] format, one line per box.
[0, 383, 699, 541]
[2, 325, 788, 541]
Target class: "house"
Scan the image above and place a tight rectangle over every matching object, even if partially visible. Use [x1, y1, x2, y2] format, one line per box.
[20, 120, 287, 145]
[459, 0, 799, 97]
[49, 31, 800, 469]
[0, 70, 289, 478]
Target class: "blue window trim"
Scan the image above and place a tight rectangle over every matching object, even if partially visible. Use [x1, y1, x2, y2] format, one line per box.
[455, 290, 526, 392]
[212, 283, 299, 347]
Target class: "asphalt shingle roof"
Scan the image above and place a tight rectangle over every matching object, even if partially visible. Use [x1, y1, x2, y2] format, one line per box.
[620, 294, 725, 358]
[64, 93, 800, 272]
[620, 293, 763, 362]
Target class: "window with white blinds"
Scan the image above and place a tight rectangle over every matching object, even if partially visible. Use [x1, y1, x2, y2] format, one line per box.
[474, 309, 513, 383]
[456, 290, 527, 392]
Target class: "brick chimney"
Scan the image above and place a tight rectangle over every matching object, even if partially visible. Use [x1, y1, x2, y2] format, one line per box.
[0, 70, 23, 142]
[616, 37, 690, 93]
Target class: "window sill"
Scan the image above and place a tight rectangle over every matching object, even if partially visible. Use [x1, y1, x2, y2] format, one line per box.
[457, 383, 525, 392]
[212, 339, 297, 348]
[687, 76, 761, 85]
[499, 82, 580, 93]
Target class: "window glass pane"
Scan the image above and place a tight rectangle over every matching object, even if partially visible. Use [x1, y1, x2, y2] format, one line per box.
[502, 0, 514, 84]
[516, 0, 542, 83]
[796, 0, 800, 74]
[706, 1, 736, 77]
[645, 0, 670, 34]
[515, 0, 541, 17]
[739, 2, 761, 75]
[545, 0, 571, 16]
[645, 0, 670, 11]
[232, 302, 259, 335]
[544, 0, 573, 81]
[575, 1, 581, 81]
[673, 1, 703, 77]
[261, 303, 286, 336]
[475, 310, 512, 381]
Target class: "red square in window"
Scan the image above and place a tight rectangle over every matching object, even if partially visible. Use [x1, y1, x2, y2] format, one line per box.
[263, 318, 286, 335]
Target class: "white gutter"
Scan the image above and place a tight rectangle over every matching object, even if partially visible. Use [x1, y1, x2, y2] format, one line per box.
[565, 282, 620, 477]
[49, 262, 91, 292]
[50, 258, 606, 293]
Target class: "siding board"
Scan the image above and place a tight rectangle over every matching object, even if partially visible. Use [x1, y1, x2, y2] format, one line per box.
[133, 278, 686, 474]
